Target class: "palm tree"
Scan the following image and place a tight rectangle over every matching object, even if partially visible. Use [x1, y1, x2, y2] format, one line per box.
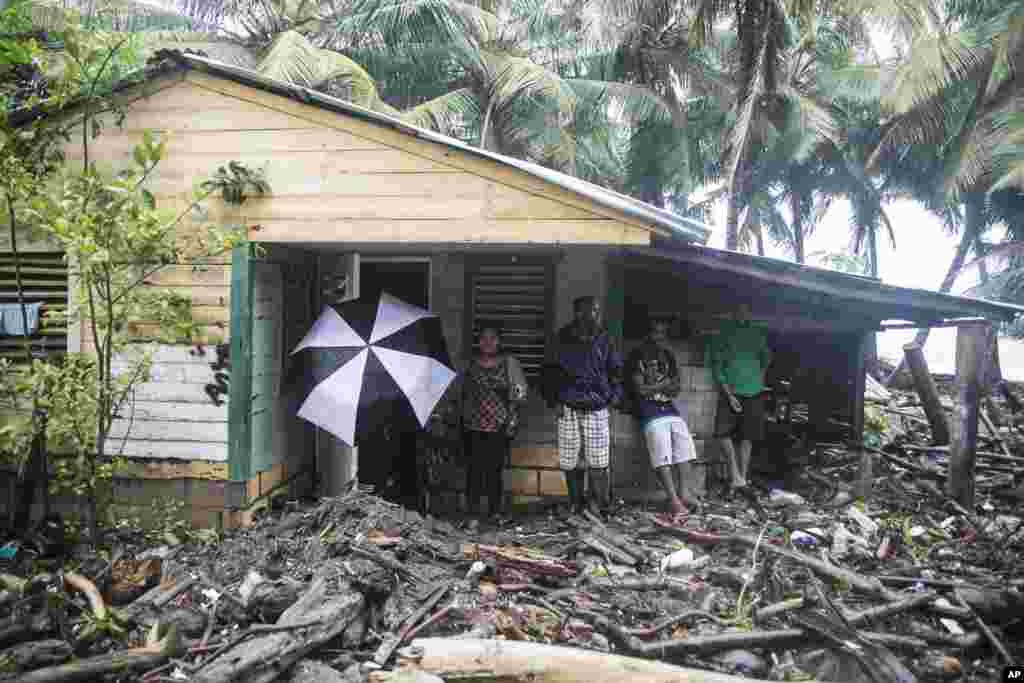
[868, 0, 1024, 381]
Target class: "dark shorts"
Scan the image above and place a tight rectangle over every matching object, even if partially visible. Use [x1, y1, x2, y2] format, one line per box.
[714, 392, 766, 442]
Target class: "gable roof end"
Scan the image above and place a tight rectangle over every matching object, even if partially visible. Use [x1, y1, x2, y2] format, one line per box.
[168, 54, 710, 243]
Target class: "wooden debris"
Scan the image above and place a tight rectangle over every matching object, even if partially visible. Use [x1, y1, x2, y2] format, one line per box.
[19, 623, 181, 683]
[464, 544, 579, 578]
[0, 640, 72, 675]
[387, 637, 788, 683]
[191, 578, 365, 683]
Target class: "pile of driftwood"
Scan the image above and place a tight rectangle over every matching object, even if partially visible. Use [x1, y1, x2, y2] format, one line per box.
[3, 356, 1024, 683]
[0, 465, 1022, 683]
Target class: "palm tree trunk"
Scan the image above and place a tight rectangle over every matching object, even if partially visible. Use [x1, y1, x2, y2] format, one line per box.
[791, 191, 805, 263]
[726, 190, 742, 251]
[867, 224, 879, 278]
[885, 196, 981, 386]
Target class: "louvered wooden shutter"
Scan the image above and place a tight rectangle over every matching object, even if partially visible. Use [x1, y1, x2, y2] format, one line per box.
[0, 252, 68, 363]
[466, 258, 554, 381]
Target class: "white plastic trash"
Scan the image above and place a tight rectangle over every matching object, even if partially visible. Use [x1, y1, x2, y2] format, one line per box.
[660, 548, 708, 573]
[767, 489, 806, 507]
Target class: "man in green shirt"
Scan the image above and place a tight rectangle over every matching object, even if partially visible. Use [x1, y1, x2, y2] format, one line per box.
[707, 304, 772, 491]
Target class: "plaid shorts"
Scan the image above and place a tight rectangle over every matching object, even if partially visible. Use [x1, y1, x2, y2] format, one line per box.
[558, 406, 610, 470]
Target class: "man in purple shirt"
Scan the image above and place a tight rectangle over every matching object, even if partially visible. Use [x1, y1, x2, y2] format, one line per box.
[544, 296, 624, 516]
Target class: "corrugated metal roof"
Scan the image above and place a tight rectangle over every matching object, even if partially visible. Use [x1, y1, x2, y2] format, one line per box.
[174, 53, 711, 244]
[619, 246, 1024, 322]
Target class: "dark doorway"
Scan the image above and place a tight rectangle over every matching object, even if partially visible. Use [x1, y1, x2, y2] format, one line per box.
[360, 260, 430, 309]
[358, 259, 431, 510]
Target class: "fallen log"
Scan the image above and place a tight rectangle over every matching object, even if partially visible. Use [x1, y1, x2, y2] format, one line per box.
[18, 623, 180, 683]
[386, 637, 808, 683]
[191, 578, 365, 683]
[0, 639, 71, 675]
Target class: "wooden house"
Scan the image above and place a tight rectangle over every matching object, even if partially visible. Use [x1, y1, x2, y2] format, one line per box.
[2, 52, 1020, 527]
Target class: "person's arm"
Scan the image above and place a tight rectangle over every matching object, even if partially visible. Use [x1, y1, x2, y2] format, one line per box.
[631, 354, 679, 397]
[506, 355, 529, 403]
[607, 337, 625, 407]
[707, 331, 730, 392]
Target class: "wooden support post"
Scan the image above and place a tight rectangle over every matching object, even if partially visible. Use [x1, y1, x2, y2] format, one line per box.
[903, 342, 951, 445]
[851, 333, 871, 500]
[980, 325, 1005, 427]
[947, 323, 987, 508]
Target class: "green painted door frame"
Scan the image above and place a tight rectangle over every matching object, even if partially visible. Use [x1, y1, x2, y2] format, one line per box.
[228, 244, 253, 482]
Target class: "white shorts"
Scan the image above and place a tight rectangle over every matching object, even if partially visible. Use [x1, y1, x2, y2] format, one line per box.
[643, 416, 695, 469]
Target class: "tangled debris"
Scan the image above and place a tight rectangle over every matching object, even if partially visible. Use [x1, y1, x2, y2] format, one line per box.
[1, 389, 1023, 681]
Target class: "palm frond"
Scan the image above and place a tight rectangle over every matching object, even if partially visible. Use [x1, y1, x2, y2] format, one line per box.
[334, 0, 498, 49]
[881, 28, 990, 117]
[256, 30, 381, 107]
[401, 87, 481, 136]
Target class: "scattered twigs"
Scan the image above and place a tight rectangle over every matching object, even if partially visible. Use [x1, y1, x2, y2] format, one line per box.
[637, 592, 937, 658]
[401, 600, 455, 643]
[374, 582, 450, 665]
[625, 610, 728, 637]
[953, 588, 1014, 665]
[753, 596, 810, 623]
[579, 534, 638, 566]
[351, 546, 420, 583]
[197, 571, 247, 614]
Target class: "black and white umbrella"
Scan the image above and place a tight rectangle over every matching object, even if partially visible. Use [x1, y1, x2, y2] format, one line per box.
[288, 293, 456, 447]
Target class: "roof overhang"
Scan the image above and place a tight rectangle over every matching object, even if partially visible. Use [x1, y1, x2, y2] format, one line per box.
[615, 245, 1024, 326]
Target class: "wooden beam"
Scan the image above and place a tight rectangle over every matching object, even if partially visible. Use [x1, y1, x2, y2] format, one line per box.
[228, 244, 253, 482]
[851, 333, 871, 500]
[947, 323, 988, 507]
[903, 343, 951, 446]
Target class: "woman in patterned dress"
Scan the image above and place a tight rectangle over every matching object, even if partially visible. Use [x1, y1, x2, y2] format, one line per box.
[461, 322, 528, 525]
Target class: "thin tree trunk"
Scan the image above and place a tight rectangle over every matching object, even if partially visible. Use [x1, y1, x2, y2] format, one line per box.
[791, 190, 805, 264]
[867, 224, 879, 278]
[6, 198, 33, 365]
[754, 222, 765, 257]
[7, 196, 47, 534]
[885, 197, 981, 386]
[726, 190, 742, 251]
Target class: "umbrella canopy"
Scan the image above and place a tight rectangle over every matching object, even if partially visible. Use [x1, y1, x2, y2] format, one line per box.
[288, 292, 456, 446]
